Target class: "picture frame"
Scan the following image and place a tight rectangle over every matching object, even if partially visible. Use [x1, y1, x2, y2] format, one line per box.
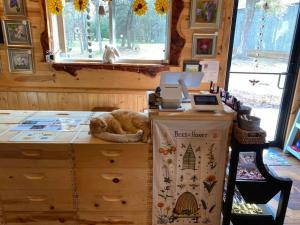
[3, 0, 27, 17]
[2, 19, 32, 47]
[183, 60, 202, 72]
[7, 48, 34, 74]
[192, 33, 217, 58]
[190, 0, 223, 29]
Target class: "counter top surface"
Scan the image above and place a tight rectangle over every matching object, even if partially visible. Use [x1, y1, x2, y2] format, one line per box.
[149, 103, 236, 120]
[0, 107, 235, 144]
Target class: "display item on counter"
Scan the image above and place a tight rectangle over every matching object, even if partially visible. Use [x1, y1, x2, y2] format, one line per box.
[232, 203, 263, 215]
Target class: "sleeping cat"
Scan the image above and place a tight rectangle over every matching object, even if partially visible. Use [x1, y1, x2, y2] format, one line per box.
[89, 110, 151, 143]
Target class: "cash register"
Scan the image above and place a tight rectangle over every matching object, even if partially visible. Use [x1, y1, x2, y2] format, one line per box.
[159, 72, 223, 111]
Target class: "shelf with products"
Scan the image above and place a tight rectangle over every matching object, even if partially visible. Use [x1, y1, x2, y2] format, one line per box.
[222, 138, 292, 225]
[284, 108, 300, 160]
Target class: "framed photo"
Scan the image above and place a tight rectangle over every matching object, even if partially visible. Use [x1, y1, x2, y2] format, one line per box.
[183, 60, 201, 72]
[7, 48, 34, 74]
[3, 0, 27, 17]
[190, 0, 223, 29]
[192, 33, 217, 58]
[2, 19, 32, 47]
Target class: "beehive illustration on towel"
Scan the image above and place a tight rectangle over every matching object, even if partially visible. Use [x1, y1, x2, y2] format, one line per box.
[182, 144, 196, 170]
[174, 192, 199, 216]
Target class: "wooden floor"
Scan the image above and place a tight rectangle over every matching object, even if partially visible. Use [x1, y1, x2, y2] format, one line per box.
[268, 150, 300, 225]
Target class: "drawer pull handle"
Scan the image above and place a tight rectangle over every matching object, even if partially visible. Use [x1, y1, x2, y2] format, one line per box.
[21, 150, 41, 157]
[101, 150, 122, 157]
[101, 173, 122, 181]
[56, 113, 70, 116]
[103, 216, 124, 222]
[103, 216, 133, 224]
[102, 195, 122, 202]
[27, 195, 47, 202]
[24, 173, 45, 180]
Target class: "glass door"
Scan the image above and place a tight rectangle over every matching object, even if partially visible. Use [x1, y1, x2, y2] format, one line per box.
[226, 0, 300, 146]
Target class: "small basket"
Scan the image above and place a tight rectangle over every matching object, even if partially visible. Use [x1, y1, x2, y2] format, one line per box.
[234, 124, 266, 144]
[238, 114, 261, 131]
[237, 105, 252, 115]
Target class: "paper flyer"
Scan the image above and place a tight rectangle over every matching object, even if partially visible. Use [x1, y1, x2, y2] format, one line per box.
[11, 118, 81, 132]
[10, 131, 58, 142]
[200, 60, 219, 83]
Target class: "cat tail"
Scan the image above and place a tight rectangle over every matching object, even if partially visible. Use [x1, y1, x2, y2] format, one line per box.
[92, 130, 143, 143]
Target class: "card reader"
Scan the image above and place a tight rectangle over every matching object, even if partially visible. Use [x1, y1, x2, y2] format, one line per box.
[190, 93, 223, 111]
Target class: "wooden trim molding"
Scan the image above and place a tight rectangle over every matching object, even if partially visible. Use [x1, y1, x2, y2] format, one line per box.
[41, 0, 50, 61]
[169, 0, 185, 65]
[40, 0, 184, 76]
[52, 63, 169, 77]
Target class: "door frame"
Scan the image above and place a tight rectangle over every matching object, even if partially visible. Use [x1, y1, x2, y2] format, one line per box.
[225, 0, 300, 147]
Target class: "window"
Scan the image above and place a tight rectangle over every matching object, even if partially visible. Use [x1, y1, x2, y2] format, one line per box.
[48, 0, 170, 63]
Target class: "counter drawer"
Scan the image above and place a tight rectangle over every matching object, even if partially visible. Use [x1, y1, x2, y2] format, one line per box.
[0, 144, 71, 168]
[0, 168, 72, 190]
[78, 211, 149, 225]
[3, 212, 76, 225]
[74, 144, 150, 168]
[78, 191, 149, 212]
[76, 168, 149, 192]
[0, 190, 74, 212]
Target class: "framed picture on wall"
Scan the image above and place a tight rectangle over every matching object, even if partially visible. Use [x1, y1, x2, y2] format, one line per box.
[7, 48, 34, 74]
[183, 60, 201, 72]
[3, 0, 27, 17]
[2, 20, 32, 47]
[192, 33, 217, 58]
[190, 0, 223, 29]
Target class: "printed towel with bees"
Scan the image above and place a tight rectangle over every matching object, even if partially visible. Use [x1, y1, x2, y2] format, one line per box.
[152, 119, 231, 225]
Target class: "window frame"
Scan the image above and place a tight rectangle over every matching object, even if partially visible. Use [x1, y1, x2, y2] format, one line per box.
[41, 0, 185, 76]
[47, 0, 171, 64]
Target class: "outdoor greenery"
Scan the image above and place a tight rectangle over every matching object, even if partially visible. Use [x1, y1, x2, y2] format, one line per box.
[62, 0, 167, 58]
[236, 0, 288, 57]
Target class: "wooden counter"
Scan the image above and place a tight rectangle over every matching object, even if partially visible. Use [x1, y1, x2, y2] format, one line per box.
[0, 110, 151, 225]
[0, 108, 234, 225]
[149, 103, 235, 121]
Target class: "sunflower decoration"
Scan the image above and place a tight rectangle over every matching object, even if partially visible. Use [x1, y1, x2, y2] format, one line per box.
[132, 0, 148, 16]
[74, 0, 89, 12]
[47, 0, 63, 15]
[155, 0, 169, 15]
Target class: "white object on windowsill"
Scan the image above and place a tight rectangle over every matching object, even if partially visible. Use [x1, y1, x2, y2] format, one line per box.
[102, 45, 120, 64]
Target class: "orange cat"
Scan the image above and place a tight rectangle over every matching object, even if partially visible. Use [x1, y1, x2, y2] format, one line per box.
[89, 110, 150, 143]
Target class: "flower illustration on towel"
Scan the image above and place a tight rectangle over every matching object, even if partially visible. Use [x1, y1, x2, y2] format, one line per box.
[159, 145, 176, 155]
[203, 175, 217, 193]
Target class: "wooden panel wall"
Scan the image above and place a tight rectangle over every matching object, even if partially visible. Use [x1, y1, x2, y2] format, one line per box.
[0, 0, 234, 111]
[0, 89, 147, 112]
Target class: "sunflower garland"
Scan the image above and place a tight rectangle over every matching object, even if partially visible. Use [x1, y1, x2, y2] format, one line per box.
[74, 0, 89, 12]
[154, 0, 169, 15]
[132, 0, 148, 16]
[47, 0, 63, 15]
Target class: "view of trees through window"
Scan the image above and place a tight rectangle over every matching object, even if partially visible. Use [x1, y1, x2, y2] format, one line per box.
[228, 0, 299, 141]
[59, 0, 168, 61]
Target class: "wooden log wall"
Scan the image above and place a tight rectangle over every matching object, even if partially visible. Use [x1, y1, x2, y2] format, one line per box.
[0, 0, 234, 111]
[0, 88, 148, 112]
